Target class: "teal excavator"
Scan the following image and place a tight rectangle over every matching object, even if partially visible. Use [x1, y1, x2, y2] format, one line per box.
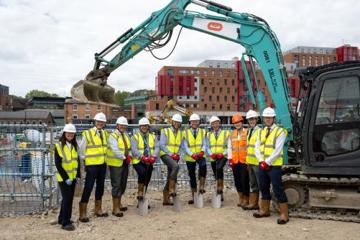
[71, 0, 360, 222]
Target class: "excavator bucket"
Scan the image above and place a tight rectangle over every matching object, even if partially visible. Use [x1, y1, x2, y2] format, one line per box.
[71, 68, 115, 103]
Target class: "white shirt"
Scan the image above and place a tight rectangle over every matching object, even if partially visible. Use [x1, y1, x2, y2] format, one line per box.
[108, 129, 128, 160]
[254, 124, 286, 165]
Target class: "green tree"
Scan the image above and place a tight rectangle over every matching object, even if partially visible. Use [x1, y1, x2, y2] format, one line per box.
[25, 90, 59, 99]
[114, 90, 131, 107]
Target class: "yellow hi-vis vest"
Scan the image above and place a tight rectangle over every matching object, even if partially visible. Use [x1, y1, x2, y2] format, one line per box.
[106, 131, 131, 167]
[83, 128, 107, 166]
[207, 130, 230, 162]
[183, 128, 206, 162]
[55, 143, 78, 182]
[160, 127, 182, 156]
[246, 127, 261, 166]
[132, 132, 156, 165]
[259, 126, 287, 166]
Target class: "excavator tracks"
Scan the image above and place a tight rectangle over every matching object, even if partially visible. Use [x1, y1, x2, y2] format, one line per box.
[281, 173, 360, 223]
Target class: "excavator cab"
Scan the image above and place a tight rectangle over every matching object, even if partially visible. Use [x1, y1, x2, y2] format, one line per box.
[300, 61, 360, 176]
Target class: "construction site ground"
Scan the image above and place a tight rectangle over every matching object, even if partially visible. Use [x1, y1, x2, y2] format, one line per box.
[0, 190, 359, 240]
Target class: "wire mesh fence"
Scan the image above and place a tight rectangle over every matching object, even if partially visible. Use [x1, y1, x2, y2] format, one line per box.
[0, 123, 236, 216]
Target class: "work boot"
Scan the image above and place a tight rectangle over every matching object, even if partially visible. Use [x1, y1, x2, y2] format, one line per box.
[112, 197, 123, 217]
[137, 183, 145, 201]
[61, 223, 75, 231]
[237, 192, 243, 207]
[95, 200, 108, 217]
[79, 202, 89, 223]
[199, 177, 206, 194]
[253, 200, 271, 218]
[241, 194, 249, 210]
[216, 180, 223, 195]
[244, 192, 259, 210]
[163, 191, 173, 206]
[277, 203, 290, 224]
[169, 180, 177, 197]
[119, 196, 128, 212]
[188, 188, 197, 205]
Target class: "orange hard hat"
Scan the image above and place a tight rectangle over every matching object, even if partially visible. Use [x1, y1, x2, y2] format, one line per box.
[232, 114, 244, 124]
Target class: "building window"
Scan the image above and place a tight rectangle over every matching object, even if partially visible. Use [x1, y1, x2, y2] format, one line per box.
[219, 87, 223, 93]
[209, 79, 212, 84]
[156, 103, 159, 110]
[167, 69, 174, 76]
[209, 96, 212, 101]
[72, 114, 78, 119]
[85, 114, 90, 119]
[232, 96, 235, 102]
[86, 104, 90, 111]
[97, 104, 101, 111]
[224, 79, 227, 85]
[220, 104, 222, 109]
[203, 70, 207, 76]
[212, 87, 215, 94]
[227, 105, 230, 111]
[179, 69, 190, 74]
[232, 80, 235, 86]
[201, 78, 204, 84]
[227, 87, 230, 94]
[224, 96, 227, 101]
[212, 105, 216, 110]
[204, 104, 207, 109]
[217, 96, 220, 101]
[73, 104, 77, 111]
[204, 87, 207, 93]
[187, 96, 190, 99]
[216, 79, 220, 85]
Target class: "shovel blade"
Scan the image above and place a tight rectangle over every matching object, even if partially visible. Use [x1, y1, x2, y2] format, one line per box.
[173, 196, 181, 212]
[212, 191, 221, 208]
[194, 193, 204, 208]
[138, 198, 149, 216]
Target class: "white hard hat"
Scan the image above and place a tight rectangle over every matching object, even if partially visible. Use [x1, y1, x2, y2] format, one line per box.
[94, 112, 107, 122]
[209, 116, 220, 124]
[116, 116, 128, 126]
[63, 124, 76, 133]
[172, 114, 182, 123]
[246, 110, 259, 119]
[262, 107, 276, 117]
[189, 113, 200, 121]
[138, 117, 150, 126]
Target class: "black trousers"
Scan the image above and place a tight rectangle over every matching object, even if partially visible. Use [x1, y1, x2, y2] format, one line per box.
[80, 164, 107, 203]
[186, 157, 207, 189]
[232, 162, 250, 196]
[58, 180, 76, 226]
[259, 166, 288, 203]
[211, 157, 227, 180]
[133, 162, 153, 186]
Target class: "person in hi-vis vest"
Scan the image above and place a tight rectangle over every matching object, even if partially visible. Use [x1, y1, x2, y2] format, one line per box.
[54, 124, 80, 231]
[159, 114, 184, 205]
[228, 113, 249, 208]
[131, 117, 159, 205]
[183, 113, 207, 204]
[206, 116, 230, 201]
[243, 110, 261, 210]
[253, 107, 289, 224]
[107, 116, 132, 217]
[78, 112, 108, 222]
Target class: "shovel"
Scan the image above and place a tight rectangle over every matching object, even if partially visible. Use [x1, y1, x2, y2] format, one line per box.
[138, 164, 150, 216]
[173, 195, 182, 212]
[212, 190, 221, 209]
[194, 192, 204, 208]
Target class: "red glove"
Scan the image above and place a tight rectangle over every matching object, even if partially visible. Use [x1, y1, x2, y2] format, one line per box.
[149, 156, 156, 164]
[217, 153, 224, 159]
[210, 153, 217, 160]
[260, 161, 270, 170]
[197, 151, 205, 158]
[228, 159, 235, 167]
[126, 155, 132, 164]
[141, 155, 149, 163]
[191, 154, 199, 161]
[171, 154, 180, 161]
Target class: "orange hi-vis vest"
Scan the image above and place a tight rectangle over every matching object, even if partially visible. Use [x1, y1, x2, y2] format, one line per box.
[231, 128, 248, 164]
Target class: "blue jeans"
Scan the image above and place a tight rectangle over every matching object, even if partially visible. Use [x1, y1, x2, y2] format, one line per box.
[259, 166, 288, 203]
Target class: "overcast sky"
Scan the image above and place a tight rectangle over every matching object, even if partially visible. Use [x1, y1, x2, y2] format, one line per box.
[1, 0, 359, 97]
